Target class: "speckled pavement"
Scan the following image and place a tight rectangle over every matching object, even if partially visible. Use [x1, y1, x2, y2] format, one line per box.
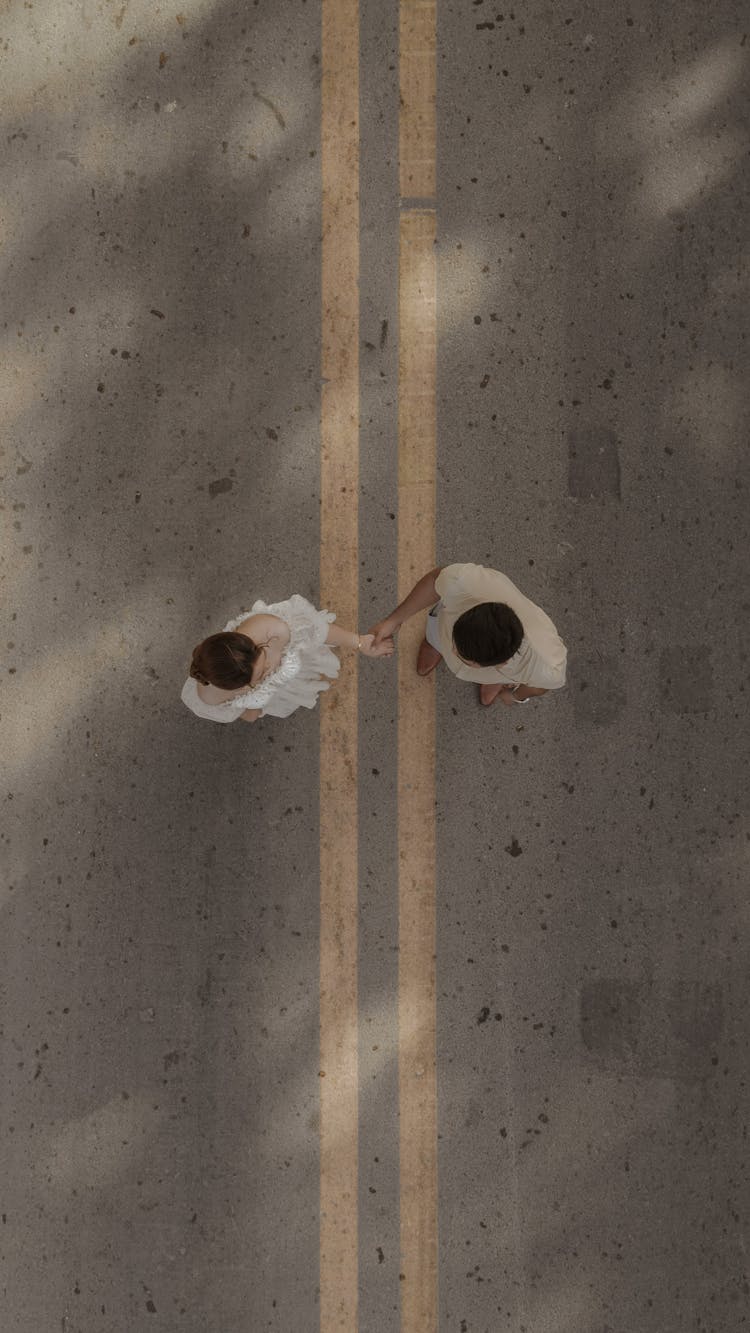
[1, 2, 748, 1331]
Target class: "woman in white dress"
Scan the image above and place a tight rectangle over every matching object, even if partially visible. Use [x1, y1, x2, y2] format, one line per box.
[181, 593, 393, 724]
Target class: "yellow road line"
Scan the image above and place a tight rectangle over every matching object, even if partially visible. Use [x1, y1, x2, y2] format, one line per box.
[398, 207, 438, 1333]
[400, 0, 437, 200]
[319, 1, 360, 1328]
[398, 4, 438, 1320]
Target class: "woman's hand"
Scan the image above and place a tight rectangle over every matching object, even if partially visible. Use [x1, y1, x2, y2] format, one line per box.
[358, 632, 394, 658]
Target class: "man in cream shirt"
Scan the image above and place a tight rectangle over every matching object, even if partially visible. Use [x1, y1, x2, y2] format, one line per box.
[370, 562, 566, 706]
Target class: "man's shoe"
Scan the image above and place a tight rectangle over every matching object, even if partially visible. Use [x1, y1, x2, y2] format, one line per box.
[480, 683, 504, 706]
[417, 639, 442, 676]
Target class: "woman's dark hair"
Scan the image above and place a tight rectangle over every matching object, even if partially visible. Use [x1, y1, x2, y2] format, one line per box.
[189, 631, 261, 689]
[452, 602, 524, 667]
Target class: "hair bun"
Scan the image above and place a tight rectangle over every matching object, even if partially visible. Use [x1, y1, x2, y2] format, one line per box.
[190, 631, 260, 690]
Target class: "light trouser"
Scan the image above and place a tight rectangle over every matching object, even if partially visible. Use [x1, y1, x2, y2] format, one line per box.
[425, 602, 443, 653]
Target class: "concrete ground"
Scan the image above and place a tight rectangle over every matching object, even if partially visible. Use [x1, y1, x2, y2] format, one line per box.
[1, 1, 748, 1331]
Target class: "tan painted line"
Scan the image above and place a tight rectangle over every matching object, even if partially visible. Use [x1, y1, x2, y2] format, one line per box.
[398, 207, 438, 1332]
[319, 1, 360, 1329]
[399, 0, 437, 200]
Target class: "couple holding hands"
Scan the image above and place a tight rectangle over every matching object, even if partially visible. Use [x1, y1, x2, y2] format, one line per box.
[181, 561, 567, 725]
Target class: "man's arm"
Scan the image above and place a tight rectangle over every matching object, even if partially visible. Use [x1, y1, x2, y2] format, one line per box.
[240, 708, 263, 722]
[369, 567, 443, 645]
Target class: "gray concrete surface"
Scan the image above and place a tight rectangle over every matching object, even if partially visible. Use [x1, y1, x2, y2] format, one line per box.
[2, 4, 324, 1329]
[1, 1, 748, 1331]
[436, 3, 749, 1330]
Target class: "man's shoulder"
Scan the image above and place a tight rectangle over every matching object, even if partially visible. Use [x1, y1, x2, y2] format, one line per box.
[437, 562, 516, 603]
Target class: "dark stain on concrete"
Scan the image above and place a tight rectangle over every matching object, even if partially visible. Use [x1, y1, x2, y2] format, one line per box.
[659, 647, 713, 713]
[568, 425, 621, 498]
[580, 977, 724, 1078]
[581, 979, 641, 1060]
[197, 968, 213, 1007]
[208, 477, 233, 497]
[505, 837, 523, 857]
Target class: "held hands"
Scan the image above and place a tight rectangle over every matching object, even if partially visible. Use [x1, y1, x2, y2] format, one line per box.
[368, 615, 400, 648]
[359, 632, 395, 659]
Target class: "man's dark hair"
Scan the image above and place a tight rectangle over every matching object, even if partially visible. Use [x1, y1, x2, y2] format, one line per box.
[452, 602, 524, 666]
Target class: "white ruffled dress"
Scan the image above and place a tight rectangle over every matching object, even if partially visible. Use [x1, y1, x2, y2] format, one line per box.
[181, 594, 339, 723]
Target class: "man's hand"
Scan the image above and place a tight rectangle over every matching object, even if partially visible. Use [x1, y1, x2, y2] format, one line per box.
[359, 632, 395, 659]
[368, 570, 442, 646]
[368, 614, 400, 647]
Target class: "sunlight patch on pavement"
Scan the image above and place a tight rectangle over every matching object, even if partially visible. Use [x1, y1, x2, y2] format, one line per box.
[267, 994, 399, 1156]
[632, 39, 747, 146]
[524, 1286, 607, 1333]
[601, 37, 747, 219]
[0, 0, 223, 107]
[264, 155, 321, 237]
[0, 345, 56, 423]
[0, 845, 26, 913]
[3, 621, 125, 777]
[2, 587, 166, 782]
[37, 1091, 166, 1190]
[224, 90, 306, 171]
[438, 231, 512, 336]
[661, 362, 744, 457]
[644, 129, 745, 216]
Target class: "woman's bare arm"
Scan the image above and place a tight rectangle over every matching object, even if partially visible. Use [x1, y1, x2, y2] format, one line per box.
[325, 624, 394, 657]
